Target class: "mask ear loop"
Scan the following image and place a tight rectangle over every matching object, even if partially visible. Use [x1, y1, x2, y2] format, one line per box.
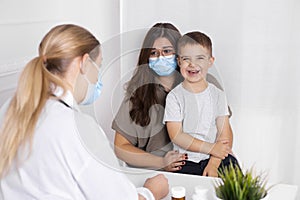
[80, 58, 88, 75]
[79, 59, 92, 105]
[88, 56, 103, 80]
[80, 59, 92, 85]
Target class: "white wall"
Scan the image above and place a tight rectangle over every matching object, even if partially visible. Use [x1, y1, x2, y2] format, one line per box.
[0, 0, 120, 143]
[0, 0, 61, 105]
[1, 0, 299, 197]
[121, 0, 300, 195]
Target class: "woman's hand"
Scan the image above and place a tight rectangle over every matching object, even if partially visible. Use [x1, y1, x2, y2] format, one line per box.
[143, 174, 169, 200]
[162, 150, 187, 172]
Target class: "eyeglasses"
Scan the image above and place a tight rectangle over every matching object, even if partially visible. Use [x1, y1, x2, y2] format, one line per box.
[89, 57, 102, 71]
[149, 48, 175, 58]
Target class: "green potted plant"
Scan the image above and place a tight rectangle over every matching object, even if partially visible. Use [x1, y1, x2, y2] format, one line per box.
[214, 163, 270, 200]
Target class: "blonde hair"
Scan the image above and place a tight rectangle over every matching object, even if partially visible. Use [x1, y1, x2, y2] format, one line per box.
[0, 24, 100, 178]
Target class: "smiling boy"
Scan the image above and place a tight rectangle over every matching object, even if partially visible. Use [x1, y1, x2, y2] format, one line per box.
[163, 31, 239, 177]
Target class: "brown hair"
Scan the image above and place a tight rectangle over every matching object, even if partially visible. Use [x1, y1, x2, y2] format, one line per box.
[126, 23, 181, 126]
[177, 31, 213, 56]
[0, 24, 100, 178]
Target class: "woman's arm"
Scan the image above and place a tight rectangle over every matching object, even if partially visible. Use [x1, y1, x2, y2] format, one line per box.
[114, 132, 185, 171]
[114, 132, 164, 169]
[166, 121, 230, 159]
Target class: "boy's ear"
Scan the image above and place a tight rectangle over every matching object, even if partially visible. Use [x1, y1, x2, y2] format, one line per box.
[79, 53, 90, 74]
[177, 57, 181, 66]
[208, 56, 215, 67]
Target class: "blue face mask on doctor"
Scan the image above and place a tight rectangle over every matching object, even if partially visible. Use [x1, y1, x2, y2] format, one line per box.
[148, 55, 177, 76]
[80, 58, 103, 105]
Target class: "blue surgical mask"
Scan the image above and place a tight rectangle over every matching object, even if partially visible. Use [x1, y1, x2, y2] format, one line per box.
[80, 59, 103, 105]
[148, 55, 177, 76]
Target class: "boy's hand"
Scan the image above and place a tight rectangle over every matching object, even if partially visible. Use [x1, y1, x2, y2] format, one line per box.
[202, 157, 221, 177]
[208, 140, 231, 159]
[202, 163, 218, 177]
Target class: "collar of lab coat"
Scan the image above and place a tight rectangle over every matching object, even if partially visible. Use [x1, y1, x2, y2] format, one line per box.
[52, 86, 80, 112]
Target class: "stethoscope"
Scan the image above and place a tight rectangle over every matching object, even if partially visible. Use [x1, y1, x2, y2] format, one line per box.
[58, 99, 71, 109]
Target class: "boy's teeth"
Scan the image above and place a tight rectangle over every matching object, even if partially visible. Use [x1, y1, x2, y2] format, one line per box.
[188, 70, 200, 73]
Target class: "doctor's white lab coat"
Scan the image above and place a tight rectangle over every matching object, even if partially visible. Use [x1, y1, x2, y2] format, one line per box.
[0, 91, 153, 200]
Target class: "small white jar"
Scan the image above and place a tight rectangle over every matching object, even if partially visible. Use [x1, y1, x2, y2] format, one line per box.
[171, 186, 186, 200]
[192, 185, 209, 200]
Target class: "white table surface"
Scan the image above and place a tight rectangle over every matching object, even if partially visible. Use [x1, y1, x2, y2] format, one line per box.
[122, 167, 298, 200]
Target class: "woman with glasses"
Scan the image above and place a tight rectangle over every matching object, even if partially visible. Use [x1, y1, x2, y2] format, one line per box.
[112, 23, 188, 171]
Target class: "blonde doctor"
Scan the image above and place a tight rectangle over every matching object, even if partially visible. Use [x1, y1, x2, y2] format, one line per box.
[0, 24, 168, 200]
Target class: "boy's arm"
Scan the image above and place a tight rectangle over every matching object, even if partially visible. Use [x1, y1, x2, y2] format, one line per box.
[203, 116, 233, 176]
[216, 116, 233, 148]
[166, 121, 230, 159]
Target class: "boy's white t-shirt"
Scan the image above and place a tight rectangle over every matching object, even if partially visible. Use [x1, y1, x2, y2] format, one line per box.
[163, 83, 229, 163]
